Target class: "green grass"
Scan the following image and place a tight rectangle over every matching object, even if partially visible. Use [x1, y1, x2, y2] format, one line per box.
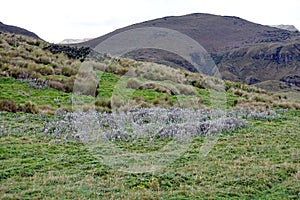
[0, 77, 70, 108]
[95, 71, 235, 108]
[132, 89, 169, 102]
[97, 72, 120, 98]
[1, 111, 299, 199]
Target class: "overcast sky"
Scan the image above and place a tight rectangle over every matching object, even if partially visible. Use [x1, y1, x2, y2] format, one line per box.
[1, 0, 299, 43]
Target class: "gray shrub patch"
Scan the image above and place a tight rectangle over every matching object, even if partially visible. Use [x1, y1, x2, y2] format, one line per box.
[42, 107, 278, 143]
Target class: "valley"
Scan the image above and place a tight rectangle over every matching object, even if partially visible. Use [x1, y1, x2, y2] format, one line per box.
[0, 13, 299, 199]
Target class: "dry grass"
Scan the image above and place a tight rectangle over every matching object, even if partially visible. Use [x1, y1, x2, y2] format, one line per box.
[0, 32, 79, 93]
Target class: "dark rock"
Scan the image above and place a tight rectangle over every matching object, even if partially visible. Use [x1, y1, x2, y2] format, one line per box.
[248, 77, 261, 85]
[280, 75, 300, 87]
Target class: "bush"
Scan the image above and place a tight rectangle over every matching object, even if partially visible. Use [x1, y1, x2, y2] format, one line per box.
[95, 98, 111, 109]
[292, 103, 300, 110]
[152, 98, 161, 106]
[0, 99, 18, 112]
[126, 78, 142, 90]
[190, 80, 206, 89]
[38, 56, 51, 65]
[154, 85, 173, 95]
[38, 105, 55, 115]
[23, 101, 38, 114]
[176, 84, 198, 95]
[105, 63, 119, 74]
[29, 72, 42, 79]
[233, 89, 244, 97]
[37, 65, 54, 75]
[252, 95, 271, 103]
[275, 102, 293, 109]
[49, 81, 65, 91]
[115, 67, 128, 75]
[9, 67, 28, 79]
[64, 78, 75, 93]
[62, 66, 77, 76]
[0, 99, 38, 114]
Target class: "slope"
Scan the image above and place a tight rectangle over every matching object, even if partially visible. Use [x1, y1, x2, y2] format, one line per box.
[77, 13, 300, 91]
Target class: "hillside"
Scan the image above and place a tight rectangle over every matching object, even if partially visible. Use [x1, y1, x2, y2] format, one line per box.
[218, 39, 300, 88]
[79, 13, 297, 53]
[1, 31, 299, 113]
[78, 13, 300, 92]
[0, 31, 300, 199]
[0, 21, 40, 39]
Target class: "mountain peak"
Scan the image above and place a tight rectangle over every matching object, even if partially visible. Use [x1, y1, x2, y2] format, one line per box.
[59, 38, 93, 44]
[271, 24, 299, 32]
[77, 13, 300, 92]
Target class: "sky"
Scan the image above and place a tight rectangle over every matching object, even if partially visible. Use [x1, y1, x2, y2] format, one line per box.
[1, 0, 300, 43]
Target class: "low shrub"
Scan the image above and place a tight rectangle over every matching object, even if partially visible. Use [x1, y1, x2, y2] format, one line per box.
[23, 101, 38, 114]
[36, 65, 54, 75]
[62, 66, 77, 76]
[0, 99, 38, 114]
[176, 84, 198, 95]
[126, 78, 142, 90]
[292, 103, 300, 110]
[0, 99, 18, 112]
[274, 102, 293, 109]
[38, 105, 55, 115]
[190, 79, 206, 89]
[252, 95, 272, 103]
[233, 89, 245, 97]
[38, 56, 51, 65]
[95, 98, 111, 109]
[49, 81, 64, 91]
[9, 66, 28, 79]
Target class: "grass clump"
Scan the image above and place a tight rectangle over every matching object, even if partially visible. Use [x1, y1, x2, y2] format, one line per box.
[0, 99, 38, 114]
[95, 98, 112, 113]
[0, 99, 18, 112]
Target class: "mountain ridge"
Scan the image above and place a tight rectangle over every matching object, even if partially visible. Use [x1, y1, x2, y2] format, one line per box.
[78, 13, 298, 53]
[0, 21, 41, 39]
[77, 13, 300, 91]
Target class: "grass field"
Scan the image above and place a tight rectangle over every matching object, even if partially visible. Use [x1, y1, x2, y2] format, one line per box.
[0, 110, 299, 199]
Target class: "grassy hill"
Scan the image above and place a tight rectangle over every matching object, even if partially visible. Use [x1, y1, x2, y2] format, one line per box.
[0, 32, 300, 199]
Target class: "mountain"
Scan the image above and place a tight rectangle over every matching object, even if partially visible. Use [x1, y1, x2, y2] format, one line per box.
[59, 38, 93, 44]
[79, 13, 298, 54]
[271, 24, 299, 32]
[77, 13, 300, 92]
[0, 21, 40, 39]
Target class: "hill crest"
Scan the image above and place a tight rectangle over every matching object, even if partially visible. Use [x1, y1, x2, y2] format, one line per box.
[0, 21, 40, 39]
[77, 13, 300, 91]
